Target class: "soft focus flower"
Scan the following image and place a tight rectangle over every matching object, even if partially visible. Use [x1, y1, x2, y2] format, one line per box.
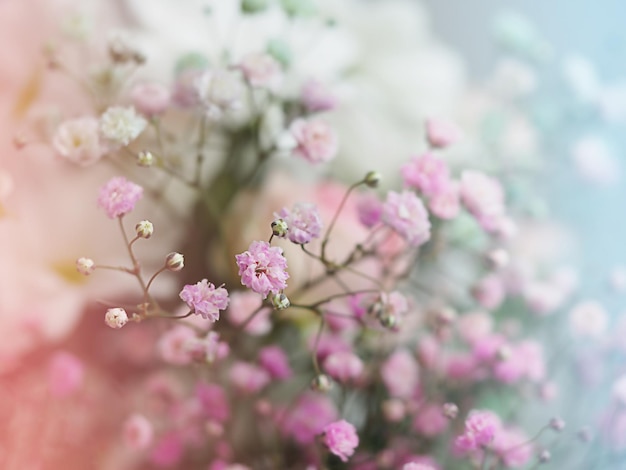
[356, 192, 383, 228]
[130, 81, 171, 117]
[492, 427, 533, 468]
[52, 117, 104, 166]
[460, 170, 506, 232]
[381, 349, 419, 398]
[401, 153, 450, 196]
[97, 176, 143, 219]
[179, 279, 229, 321]
[275, 202, 323, 244]
[425, 117, 462, 148]
[259, 345, 292, 380]
[123, 414, 154, 450]
[99, 106, 147, 147]
[322, 420, 359, 462]
[158, 325, 197, 365]
[104, 307, 128, 329]
[323, 351, 364, 383]
[472, 274, 506, 310]
[301, 79, 338, 112]
[428, 181, 460, 220]
[280, 393, 338, 445]
[413, 404, 448, 437]
[195, 68, 244, 117]
[453, 410, 501, 454]
[382, 190, 431, 247]
[290, 118, 338, 164]
[229, 361, 271, 394]
[569, 300, 609, 339]
[196, 382, 230, 423]
[235, 241, 289, 298]
[48, 351, 84, 397]
[226, 291, 272, 335]
[239, 52, 282, 89]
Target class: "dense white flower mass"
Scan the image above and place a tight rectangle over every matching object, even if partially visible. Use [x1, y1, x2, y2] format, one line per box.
[99, 106, 147, 147]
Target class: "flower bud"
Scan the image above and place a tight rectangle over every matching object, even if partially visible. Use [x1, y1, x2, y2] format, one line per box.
[76, 257, 95, 276]
[539, 450, 551, 464]
[165, 252, 185, 271]
[549, 417, 565, 432]
[271, 292, 290, 310]
[443, 402, 459, 419]
[137, 150, 154, 167]
[105, 308, 128, 329]
[135, 220, 154, 239]
[378, 311, 398, 329]
[364, 171, 381, 188]
[486, 248, 510, 270]
[311, 374, 333, 392]
[271, 218, 288, 238]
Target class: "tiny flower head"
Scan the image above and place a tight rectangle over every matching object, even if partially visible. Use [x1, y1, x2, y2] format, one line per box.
[235, 241, 289, 298]
[135, 220, 154, 239]
[97, 177, 143, 219]
[321, 420, 359, 462]
[426, 117, 462, 148]
[99, 106, 147, 147]
[238, 52, 282, 89]
[165, 252, 185, 271]
[105, 308, 128, 329]
[76, 257, 95, 275]
[53, 117, 104, 166]
[131, 82, 171, 117]
[401, 153, 450, 196]
[290, 118, 338, 164]
[275, 202, 322, 244]
[301, 79, 338, 112]
[382, 190, 431, 247]
[179, 279, 229, 322]
[123, 414, 153, 450]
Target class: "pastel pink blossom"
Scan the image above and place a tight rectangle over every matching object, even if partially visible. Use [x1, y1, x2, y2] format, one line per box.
[131, 81, 171, 117]
[492, 427, 533, 468]
[179, 279, 229, 321]
[472, 334, 507, 363]
[472, 274, 506, 310]
[428, 181, 460, 219]
[401, 153, 450, 196]
[97, 176, 143, 219]
[195, 382, 230, 423]
[460, 171, 506, 232]
[454, 410, 501, 454]
[379, 291, 410, 318]
[158, 325, 197, 365]
[184, 331, 230, 363]
[457, 311, 493, 344]
[290, 118, 338, 164]
[425, 117, 462, 148]
[356, 192, 383, 228]
[48, 351, 84, 397]
[322, 420, 359, 462]
[381, 349, 419, 398]
[226, 291, 272, 335]
[123, 413, 154, 450]
[569, 299, 609, 339]
[279, 393, 338, 445]
[323, 351, 364, 383]
[403, 464, 436, 470]
[259, 345, 292, 380]
[444, 353, 479, 382]
[276, 202, 323, 244]
[301, 79, 338, 112]
[382, 399, 406, 422]
[52, 117, 104, 166]
[235, 241, 289, 298]
[239, 52, 282, 88]
[382, 190, 431, 247]
[413, 404, 448, 437]
[150, 432, 184, 468]
[229, 361, 271, 394]
[416, 335, 441, 370]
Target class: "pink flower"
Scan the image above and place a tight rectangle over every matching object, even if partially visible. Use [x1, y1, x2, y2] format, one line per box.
[425, 117, 462, 148]
[97, 176, 143, 219]
[323, 351, 364, 383]
[52, 117, 104, 166]
[239, 52, 282, 88]
[356, 192, 383, 228]
[382, 191, 431, 247]
[413, 404, 448, 438]
[454, 410, 501, 454]
[472, 274, 506, 310]
[492, 427, 533, 468]
[229, 361, 270, 394]
[290, 118, 338, 164]
[179, 279, 229, 322]
[226, 291, 272, 335]
[276, 202, 323, 244]
[158, 325, 197, 365]
[150, 432, 184, 467]
[131, 82, 171, 117]
[322, 420, 359, 462]
[460, 171, 506, 232]
[259, 345, 292, 380]
[381, 349, 419, 398]
[301, 79, 338, 112]
[185, 331, 230, 363]
[428, 181, 460, 219]
[195, 382, 230, 423]
[235, 241, 289, 298]
[123, 413, 153, 450]
[279, 393, 338, 445]
[48, 351, 84, 397]
[403, 463, 437, 470]
[401, 153, 450, 196]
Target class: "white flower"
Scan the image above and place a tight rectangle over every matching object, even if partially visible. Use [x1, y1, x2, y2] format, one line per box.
[105, 308, 129, 329]
[53, 117, 104, 166]
[99, 106, 147, 147]
[195, 69, 244, 118]
[568, 300, 608, 339]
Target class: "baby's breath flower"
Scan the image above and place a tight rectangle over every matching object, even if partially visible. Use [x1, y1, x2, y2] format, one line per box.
[135, 220, 154, 239]
[97, 177, 143, 219]
[99, 106, 147, 147]
[165, 252, 185, 272]
[76, 257, 95, 276]
[105, 308, 128, 329]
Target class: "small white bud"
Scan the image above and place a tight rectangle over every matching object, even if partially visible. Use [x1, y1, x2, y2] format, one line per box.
[539, 450, 551, 463]
[271, 292, 290, 310]
[137, 150, 154, 167]
[311, 374, 333, 392]
[271, 218, 289, 238]
[105, 307, 128, 329]
[165, 252, 184, 271]
[378, 311, 398, 329]
[364, 171, 381, 188]
[486, 248, 510, 270]
[549, 417, 565, 432]
[76, 257, 95, 276]
[442, 402, 459, 419]
[135, 220, 154, 239]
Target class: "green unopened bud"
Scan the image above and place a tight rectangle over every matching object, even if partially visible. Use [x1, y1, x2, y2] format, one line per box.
[137, 150, 154, 167]
[271, 218, 289, 238]
[135, 220, 154, 239]
[165, 252, 185, 272]
[364, 171, 381, 188]
[242, 0, 269, 13]
[272, 292, 290, 310]
[311, 374, 332, 392]
[378, 311, 398, 329]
